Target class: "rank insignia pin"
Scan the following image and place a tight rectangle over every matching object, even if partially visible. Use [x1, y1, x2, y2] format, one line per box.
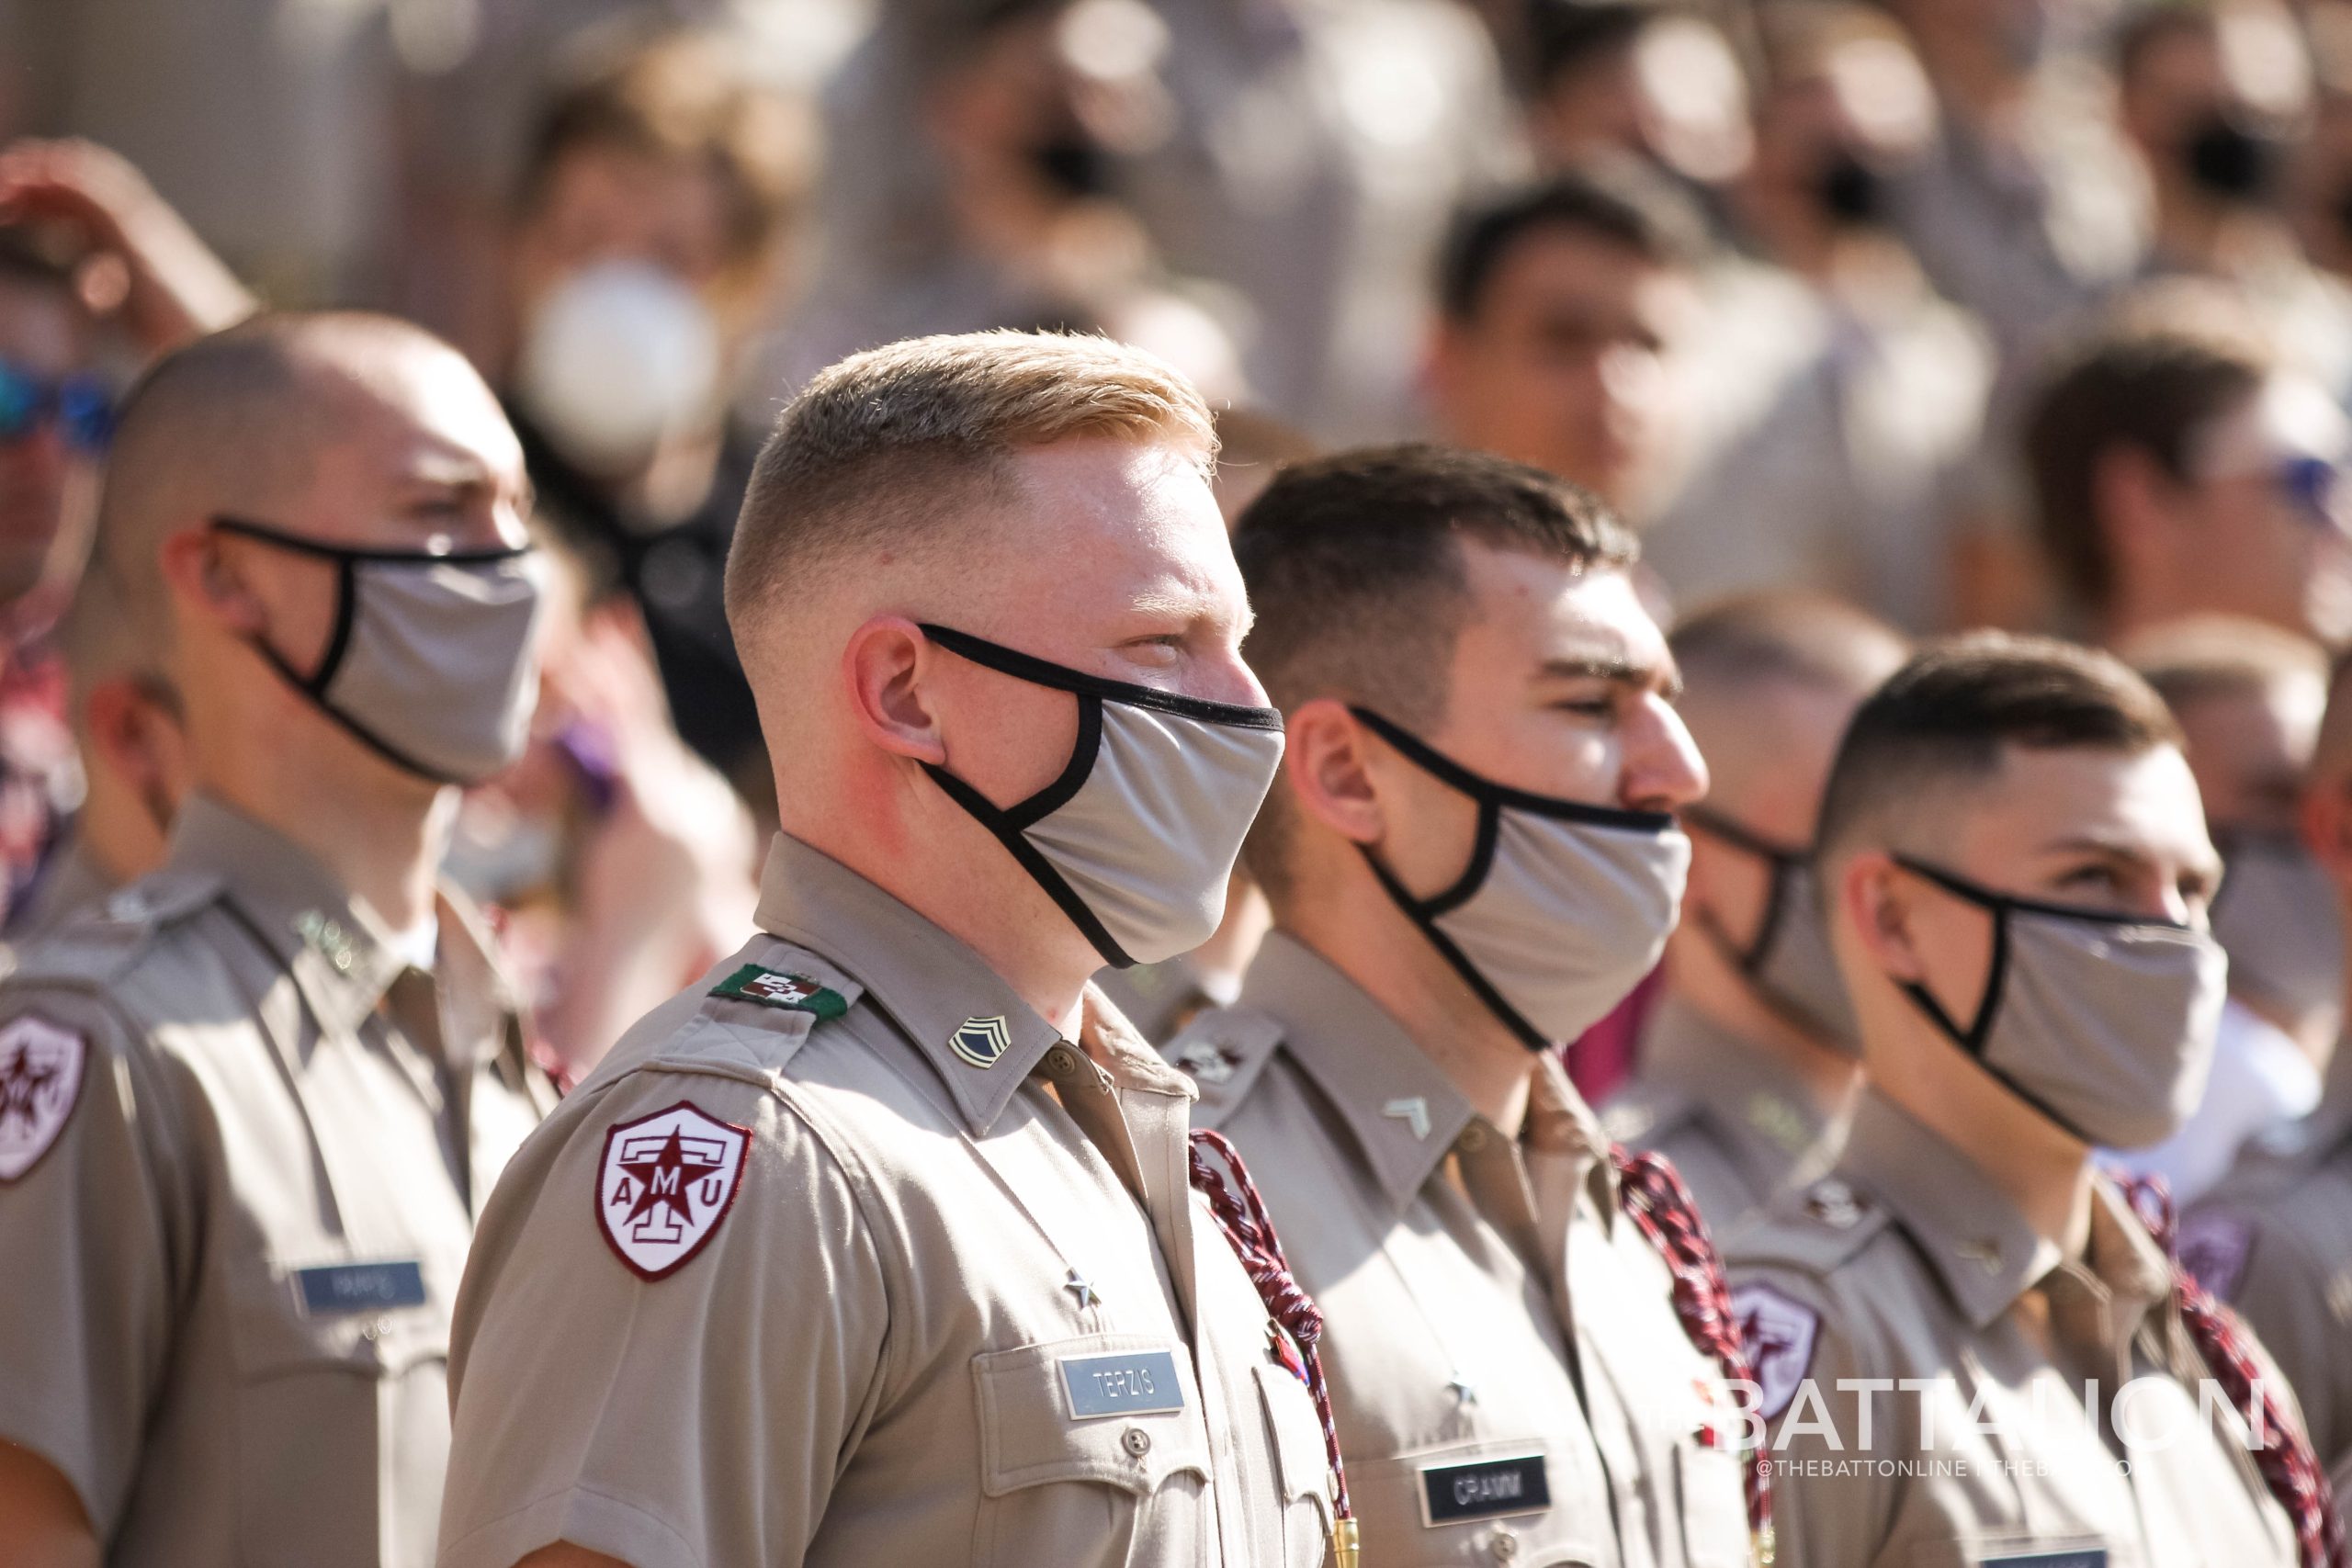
[950, 1015, 1012, 1068]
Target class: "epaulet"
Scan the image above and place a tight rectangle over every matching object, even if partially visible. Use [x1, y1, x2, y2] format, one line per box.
[6, 871, 227, 991]
[643, 945, 868, 1084]
[1599, 1075, 1700, 1149]
[1728, 1176, 1892, 1280]
[1159, 1004, 1287, 1130]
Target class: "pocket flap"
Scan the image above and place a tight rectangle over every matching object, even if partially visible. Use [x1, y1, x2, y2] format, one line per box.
[1255, 1362, 1333, 1507]
[975, 1334, 1213, 1496]
[229, 1257, 448, 1380]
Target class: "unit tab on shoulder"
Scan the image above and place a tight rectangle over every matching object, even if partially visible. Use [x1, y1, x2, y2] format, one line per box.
[709, 964, 852, 1019]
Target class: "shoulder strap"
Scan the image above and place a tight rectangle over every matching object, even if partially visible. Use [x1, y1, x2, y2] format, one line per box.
[2122, 1173, 2347, 1568]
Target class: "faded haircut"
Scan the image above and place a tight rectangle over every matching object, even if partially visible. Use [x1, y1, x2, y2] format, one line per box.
[2119, 613, 2327, 715]
[1668, 591, 1908, 705]
[1231, 442, 1637, 904]
[1816, 632, 2183, 863]
[722, 330, 1216, 669]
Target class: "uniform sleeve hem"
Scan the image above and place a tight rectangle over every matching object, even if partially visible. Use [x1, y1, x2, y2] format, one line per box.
[0, 1415, 114, 1543]
[436, 1484, 705, 1568]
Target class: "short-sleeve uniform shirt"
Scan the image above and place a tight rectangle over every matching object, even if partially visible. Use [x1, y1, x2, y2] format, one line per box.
[1163, 932, 1754, 1568]
[435, 834, 1336, 1568]
[1727, 1091, 2300, 1568]
[1600, 996, 1846, 1234]
[0, 793, 553, 1566]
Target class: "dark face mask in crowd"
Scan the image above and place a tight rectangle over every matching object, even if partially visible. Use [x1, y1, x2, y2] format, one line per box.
[1893, 856, 2225, 1150]
[2209, 824, 2346, 1027]
[1686, 807, 1860, 1055]
[213, 517, 548, 786]
[2184, 114, 2285, 204]
[1351, 708, 1690, 1052]
[1813, 149, 1887, 230]
[918, 624, 1285, 970]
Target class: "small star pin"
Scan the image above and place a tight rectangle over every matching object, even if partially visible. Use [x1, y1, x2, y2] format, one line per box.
[1446, 1371, 1477, 1405]
[1063, 1269, 1100, 1310]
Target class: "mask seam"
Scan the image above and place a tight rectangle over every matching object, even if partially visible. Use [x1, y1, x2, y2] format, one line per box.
[1350, 706, 1675, 832]
[920, 624, 1282, 730]
[1421, 800, 1502, 919]
[1358, 844, 1552, 1051]
[1003, 696, 1103, 830]
[311, 556, 361, 694]
[922, 760, 1137, 969]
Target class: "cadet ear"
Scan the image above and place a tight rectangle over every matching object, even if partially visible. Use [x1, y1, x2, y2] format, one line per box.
[841, 615, 949, 766]
[159, 524, 269, 635]
[1282, 698, 1386, 845]
[1841, 850, 1929, 985]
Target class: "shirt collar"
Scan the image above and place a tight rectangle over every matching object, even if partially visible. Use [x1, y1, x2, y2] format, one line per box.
[752, 832, 1066, 1134]
[2072, 1176, 2176, 1344]
[1235, 931, 1478, 1210]
[1836, 1089, 2063, 1329]
[1642, 996, 1836, 1175]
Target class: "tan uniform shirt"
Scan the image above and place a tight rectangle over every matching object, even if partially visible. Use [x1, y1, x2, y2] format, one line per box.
[2181, 1043, 2352, 1500]
[0, 793, 552, 1566]
[435, 834, 1335, 1568]
[1600, 997, 1845, 1234]
[1726, 1091, 2300, 1568]
[1165, 932, 1753, 1568]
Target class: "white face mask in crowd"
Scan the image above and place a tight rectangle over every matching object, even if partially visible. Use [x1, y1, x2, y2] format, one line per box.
[1686, 807, 1860, 1055]
[1893, 856, 2226, 1151]
[214, 516, 549, 786]
[2208, 825, 2346, 1030]
[919, 624, 1286, 969]
[514, 260, 721, 475]
[1351, 707, 1690, 1050]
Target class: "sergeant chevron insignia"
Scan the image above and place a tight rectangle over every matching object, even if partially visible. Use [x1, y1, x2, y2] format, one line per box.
[950, 1015, 1013, 1068]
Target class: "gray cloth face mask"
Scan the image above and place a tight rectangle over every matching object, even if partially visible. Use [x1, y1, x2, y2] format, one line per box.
[1351, 708, 1690, 1050]
[214, 517, 547, 785]
[919, 624, 1285, 969]
[2210, 826, 2345, 1030]
[1686, 807, 1861, 1055]
[1894, 856, 2225, 1150]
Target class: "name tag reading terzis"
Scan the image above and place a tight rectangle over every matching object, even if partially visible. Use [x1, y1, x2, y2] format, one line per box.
[1058, 1349, 1186, 1419]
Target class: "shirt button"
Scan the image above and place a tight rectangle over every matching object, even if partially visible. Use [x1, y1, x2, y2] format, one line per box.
[1490, 1526, 1519, 1560]
[1458, 1123, 1490, 1153]
[1044, 1045, 1082, 1079]
[1120, 1426, 1151, 1459]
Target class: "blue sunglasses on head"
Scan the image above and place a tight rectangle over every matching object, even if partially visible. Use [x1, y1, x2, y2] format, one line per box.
[0, 356, 112, 454]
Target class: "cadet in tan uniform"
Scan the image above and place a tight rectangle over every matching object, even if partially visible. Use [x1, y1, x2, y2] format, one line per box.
[0, 313, 558, 1564]
[1162, 446, 1758, 1567]
[435, 332, 1340, 1568]
[2184, 644, 2352, 1507]
[1726, 634, 2339, 1568]
[1602, 593, 1905, 1229]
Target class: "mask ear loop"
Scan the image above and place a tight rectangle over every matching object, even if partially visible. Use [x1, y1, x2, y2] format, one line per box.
[1890, 857, 2012, 1055]
[1684, 807, 1798, 976]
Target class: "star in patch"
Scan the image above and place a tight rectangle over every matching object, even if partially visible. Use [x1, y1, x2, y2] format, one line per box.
[1731, 1280, 1819, 1423]
[0, 1015, 85, 1183]
[596, 1101, 751, 1280]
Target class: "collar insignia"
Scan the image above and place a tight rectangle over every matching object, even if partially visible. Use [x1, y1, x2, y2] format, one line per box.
[950, 1015, 1013, 1069]
[1383, 1096, 1431, 1141]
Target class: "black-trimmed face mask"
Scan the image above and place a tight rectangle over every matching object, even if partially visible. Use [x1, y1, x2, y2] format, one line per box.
[1351, 707, 1690, 1051]
[1685, 807, 1860, 1055]
[2208, 824, 2345, 1030]
[1893, 856, 2225, 1150]
[214, 517, 547, 785]
[919, 624, 1284, 969]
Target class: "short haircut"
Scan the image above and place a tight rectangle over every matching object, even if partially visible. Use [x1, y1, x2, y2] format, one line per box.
[1668, 591, 1908, 705]
[518, 23, 817, 277]
[2119, 614, 2327, 718]
[1815, 632, 2183, 862]
[1232, 442, 1638, 902]
[723, 330, 1216, 665]
[1439, 163, 1708, 324]
[2022, 284, 2272, 614]
[1526, 0, 1662, 94]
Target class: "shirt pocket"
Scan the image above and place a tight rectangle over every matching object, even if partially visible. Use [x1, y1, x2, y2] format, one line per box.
[1351, 1440, 1600, 1567]
[225, 1258, 450, 1568]
[1255, 1361, 1336, 1562]
[972, 1333, 1214, 1568]
[1674, 1434, 1754, 1568]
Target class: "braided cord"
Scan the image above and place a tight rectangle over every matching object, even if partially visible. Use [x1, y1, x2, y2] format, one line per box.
[2122, 1176, 2347, 1568]
[1611, 1145, 1775, 1563]
[1187, 1127, 1354, 1529]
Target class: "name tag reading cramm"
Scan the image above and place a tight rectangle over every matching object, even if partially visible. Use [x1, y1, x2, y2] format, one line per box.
[1059, 1350, 1186, 1419]
[293, 1260, 427, 1317]
[1419, 1454, 1551, 1526]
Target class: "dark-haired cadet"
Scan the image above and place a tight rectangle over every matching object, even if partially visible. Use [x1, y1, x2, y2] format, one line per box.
[1726, 633, 2335, 1568]
[1430, 167, 1707, 521]
[1164, 445, 1755, 1566]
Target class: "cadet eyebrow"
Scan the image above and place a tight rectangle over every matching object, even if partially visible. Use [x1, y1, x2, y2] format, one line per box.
[1538, 654, 1684, 701]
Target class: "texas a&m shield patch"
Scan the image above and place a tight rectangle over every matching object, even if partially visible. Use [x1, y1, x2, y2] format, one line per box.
[0, 1015, 86, 1183]
[596, 1101, 750, 1280]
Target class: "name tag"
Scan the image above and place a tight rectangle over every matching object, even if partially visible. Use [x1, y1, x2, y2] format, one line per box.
[293, 1260, 427, 1317]
[1419, 1453, 1551, 1525]
[1058, 1350, 1185, 1419]
[1980, 1553, 2108, 1568]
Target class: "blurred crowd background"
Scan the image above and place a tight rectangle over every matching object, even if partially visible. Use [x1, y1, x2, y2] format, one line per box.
[6, 0, 2352, 1183]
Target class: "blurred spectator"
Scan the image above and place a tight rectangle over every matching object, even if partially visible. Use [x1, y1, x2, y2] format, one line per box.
[2114, 0, 2352, 393]
[2024, 282, 2352, 644]
[2114, 614, 2334, 1201]
[1520, 0, 1754, 194]
[1428, 164, 1709, 521]
[499, 23, 818, 807]
[1640, 1, 1993, 629]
